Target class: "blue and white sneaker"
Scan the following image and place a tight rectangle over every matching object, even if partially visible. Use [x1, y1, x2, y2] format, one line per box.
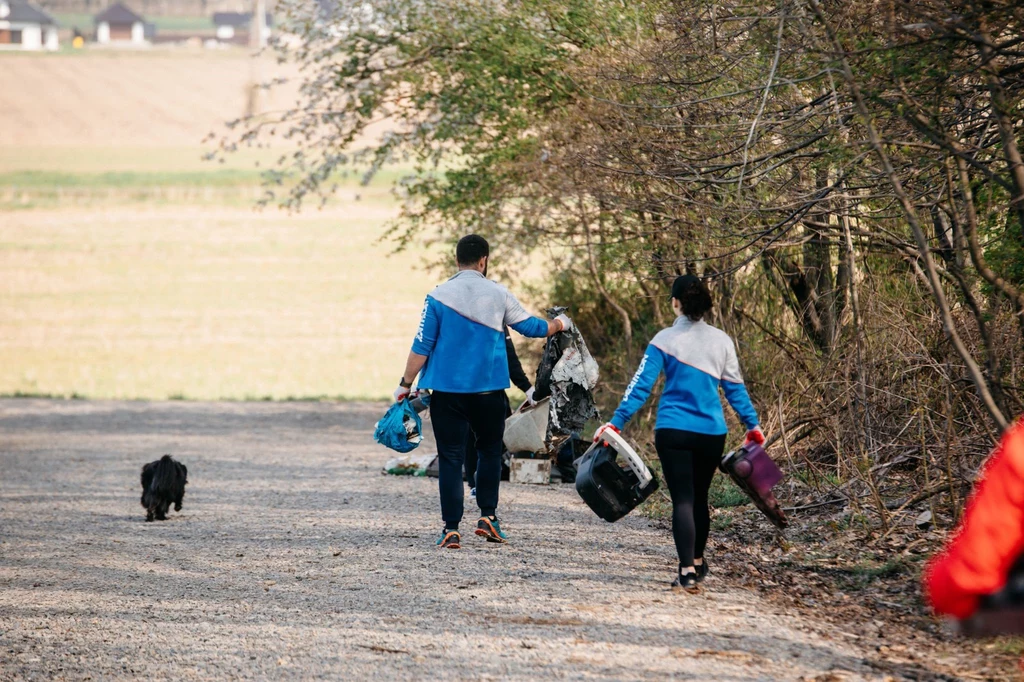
[469, 487, 477, 501]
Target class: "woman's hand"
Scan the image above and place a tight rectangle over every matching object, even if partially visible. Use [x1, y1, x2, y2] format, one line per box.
[744, 426, 765, 446]
[593, 422, 620, 444]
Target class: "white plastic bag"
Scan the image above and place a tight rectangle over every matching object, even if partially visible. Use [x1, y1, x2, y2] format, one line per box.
[550, 345, 600, 390]
[547, 332, 600, 436]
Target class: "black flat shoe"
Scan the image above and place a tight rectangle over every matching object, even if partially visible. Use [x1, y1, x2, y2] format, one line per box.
[695, 558, 709, 583]
[672, 571, 699, 593]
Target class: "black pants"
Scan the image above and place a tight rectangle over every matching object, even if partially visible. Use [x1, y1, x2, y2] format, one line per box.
[464, 394, 511, 487]
[429, 390, 506, 529]
[465, 433, 477, 487]
[654, 428, 727, 568]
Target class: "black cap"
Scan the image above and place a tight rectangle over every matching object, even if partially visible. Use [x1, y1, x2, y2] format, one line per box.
[671, 274, 701, 300]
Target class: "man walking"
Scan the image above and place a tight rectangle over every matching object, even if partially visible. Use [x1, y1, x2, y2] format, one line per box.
[394, 235, 571, 549]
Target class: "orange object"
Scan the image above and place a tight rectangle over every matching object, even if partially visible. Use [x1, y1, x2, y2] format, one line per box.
[924, 418, 1024, 619]
[744, 427, 765, 446]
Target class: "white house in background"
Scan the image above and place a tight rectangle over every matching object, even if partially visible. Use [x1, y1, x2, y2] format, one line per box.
[94, 2, 145, 45]
[213, 11, 271, 43]
[0, 0, 58, 50]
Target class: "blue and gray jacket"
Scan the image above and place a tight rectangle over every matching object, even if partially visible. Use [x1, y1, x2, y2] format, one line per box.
[411, 270, 549, 393]
[611, 317, 759, 435]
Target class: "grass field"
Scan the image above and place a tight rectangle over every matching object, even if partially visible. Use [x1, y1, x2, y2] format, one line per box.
[0, 51, 548, 400]
[0, 146, 276, 208]
[0, 190, 550, 400]
[0, 159, 419, 211]
[0, 51, 300, 147]
[0, 53, 434, 400]
[52, 13, 216, 32]
[0, 199, 448, 400]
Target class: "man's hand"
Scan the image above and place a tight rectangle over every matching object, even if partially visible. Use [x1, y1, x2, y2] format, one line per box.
[399, 353, 427, 400]
[593, 422, 620, 444]
[524, 386, 537, 406]
[555, 314, 573, 332]
[744, 426, 765, 446]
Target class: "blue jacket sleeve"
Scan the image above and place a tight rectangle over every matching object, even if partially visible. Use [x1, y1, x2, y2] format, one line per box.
[720, 338, 758, 429]
[721, 381, 758, 430]
[611, 345, 664, 430]
[509, 316, 549, 338]
[411, 296, 441, 356]
[503, 289, 549, 338]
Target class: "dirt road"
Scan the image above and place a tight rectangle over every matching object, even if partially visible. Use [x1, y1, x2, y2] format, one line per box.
[0, 399, 946, 680]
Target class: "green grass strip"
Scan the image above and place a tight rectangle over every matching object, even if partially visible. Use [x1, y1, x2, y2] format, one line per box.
[0, 170, 265, 188]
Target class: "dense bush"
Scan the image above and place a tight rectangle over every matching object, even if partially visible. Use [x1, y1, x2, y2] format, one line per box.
[228, 0, 1024, 532]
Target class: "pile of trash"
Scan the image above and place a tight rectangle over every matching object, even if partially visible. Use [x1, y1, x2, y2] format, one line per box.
[376, 307, 600, 485]
[381, 453, 436, 476]
[533, 306, 600, 441]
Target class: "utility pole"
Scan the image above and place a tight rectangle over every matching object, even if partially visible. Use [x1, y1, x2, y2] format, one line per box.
[251, 0, 267, 48]
[244, 0, 267, 117]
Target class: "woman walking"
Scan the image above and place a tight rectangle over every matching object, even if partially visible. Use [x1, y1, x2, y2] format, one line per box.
[594, 275, 763, 592]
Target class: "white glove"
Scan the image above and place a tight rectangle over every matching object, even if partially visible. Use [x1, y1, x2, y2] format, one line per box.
[555, 314, 573, 332]
[524, 386, 536, 406]
[393, 386, 410, 403]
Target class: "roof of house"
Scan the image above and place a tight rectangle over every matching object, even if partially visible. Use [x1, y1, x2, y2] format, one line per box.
[316, 0, 338, 19]
[3, 0, 58, 25]
[213, 11, 247, 26]
[95, 2, 143, 24]
[213, 11, 272, 27]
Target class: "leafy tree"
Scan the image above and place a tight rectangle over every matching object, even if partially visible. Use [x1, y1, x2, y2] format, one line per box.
[225, 0, 1024, 528]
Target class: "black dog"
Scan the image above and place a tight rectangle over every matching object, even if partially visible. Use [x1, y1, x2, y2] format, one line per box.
[140, 455, 188, 522]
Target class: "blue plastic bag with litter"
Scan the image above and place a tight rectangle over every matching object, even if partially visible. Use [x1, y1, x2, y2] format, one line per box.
[373, 399, 423, 453]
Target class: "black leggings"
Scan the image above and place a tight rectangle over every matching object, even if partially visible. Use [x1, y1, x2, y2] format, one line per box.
[654, 428, 727, 568]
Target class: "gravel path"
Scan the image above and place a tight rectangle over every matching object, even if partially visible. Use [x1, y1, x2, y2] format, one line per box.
[1, 399, 922, 680]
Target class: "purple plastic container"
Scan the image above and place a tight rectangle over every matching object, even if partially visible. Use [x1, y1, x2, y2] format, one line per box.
[735, 443, 783, 495]
[721, 442, 788, 528]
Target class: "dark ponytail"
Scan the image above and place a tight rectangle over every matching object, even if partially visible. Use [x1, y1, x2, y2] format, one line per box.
[671, 275, 713, 321]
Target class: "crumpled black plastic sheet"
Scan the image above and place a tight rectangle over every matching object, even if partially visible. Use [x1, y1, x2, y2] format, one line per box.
[533, 307, 600, 441]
